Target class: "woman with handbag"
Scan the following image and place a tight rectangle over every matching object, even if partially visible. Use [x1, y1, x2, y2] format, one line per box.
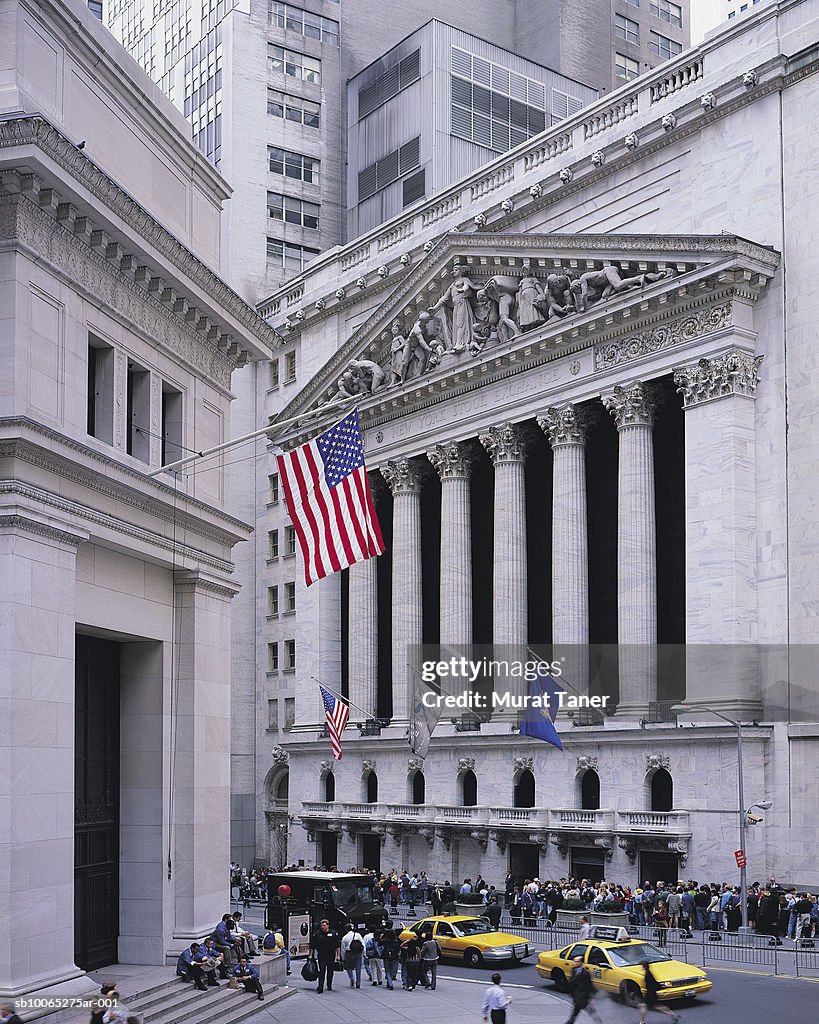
[653, 899, 669, 947]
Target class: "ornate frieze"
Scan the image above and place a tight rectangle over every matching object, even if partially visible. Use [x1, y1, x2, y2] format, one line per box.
[362, 759, 377, 774]
[271, 746, 289, 765]
[514, 756, 534, 773]
[408, 757, 424, 773]
[428, 441, 472, 480]
[594, 304, 733, 370]
[319, 760, 335, 774]
[645, 753, 670, 772]
[538, 404, 588, 448]
[602, 382, 656, 429]
[479, 423, 527, 465]
[576, 755, 599, 773]
[381, 457, 425, 495]
[673, 350, 763, 406]
[457, 757, 476, 772]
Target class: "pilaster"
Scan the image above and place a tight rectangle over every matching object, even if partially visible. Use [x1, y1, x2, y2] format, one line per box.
[428, 441, 472, 648]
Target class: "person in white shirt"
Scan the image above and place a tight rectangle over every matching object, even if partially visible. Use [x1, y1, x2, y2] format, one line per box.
[578, 915, 591, 940]
[340, 926, 364, 988]
[363, 930, 384, 985]
[482, 973, 512, 1024]
[101, 993, 128, 1024]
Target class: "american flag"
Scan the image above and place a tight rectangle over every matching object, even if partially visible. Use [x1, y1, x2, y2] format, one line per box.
[277, 409, 384, 587]
[320, 685, 350, 760]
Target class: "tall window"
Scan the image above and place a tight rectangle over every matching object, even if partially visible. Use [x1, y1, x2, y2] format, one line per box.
[268, 88, 320, 127]
[514, 769, 536, 808]
[285, 351, 297, 382]
[284, 581, 296, 612]
[126, 359, 150, 462]
[285, 638, 296, 669]
[266, 239, 320, 273]
[616, 52, 641, 81]
[324, 771, 335, 801]
[268, 146, 320, 184]
[649, 30, 683, 60]
[270, 358, 280, 390]
[285, 524, 297, 554]
[268, 641, 279, 672]
[269, 44, 321, 83]
[580, 769, 601, 811]
[411, 771, 425, 805]
[268, 529, 279, 559]
[462, 769, 478, 807]
[161, 383, 183, 466]
[267, 586, 279, 615]
[365, 771, 378, 803]
[650, 0, 683, 28]
[268, 2, 339, 46]
[268, 472, 279, 504]
[615, 13, 640, 44]
[267, 191, 320, 229]
[650, 768, 674, 811]
[87, 335, 114, 444]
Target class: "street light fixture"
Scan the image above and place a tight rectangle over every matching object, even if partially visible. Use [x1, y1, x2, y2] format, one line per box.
[670, 703, 770, 933]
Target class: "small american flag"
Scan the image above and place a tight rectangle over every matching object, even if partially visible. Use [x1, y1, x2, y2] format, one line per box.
[277, 409, 384, 586]
[320, 685, 350, 760]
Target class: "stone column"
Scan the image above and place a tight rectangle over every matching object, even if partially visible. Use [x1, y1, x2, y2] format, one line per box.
[674, 351, 763, 718]
[381, 457, 425, 724]
[480, 424, 527, 704]
[539, 405, 589, 693]
[602, 383, 657, 718]
[347, 553, 377, 723]
[428, 441, 472, 647]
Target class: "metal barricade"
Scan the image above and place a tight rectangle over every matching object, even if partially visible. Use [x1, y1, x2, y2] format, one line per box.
[795, 942, 819, 977]
[700, 931, 779, 973]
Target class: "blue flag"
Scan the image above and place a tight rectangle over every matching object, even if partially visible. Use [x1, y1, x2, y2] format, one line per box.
[519, 669, 564, 751]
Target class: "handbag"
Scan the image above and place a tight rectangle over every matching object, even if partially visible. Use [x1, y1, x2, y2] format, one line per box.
[227, 976, 240, 990]
[301, 959, 318, 982]
[332, 960, 344, 972]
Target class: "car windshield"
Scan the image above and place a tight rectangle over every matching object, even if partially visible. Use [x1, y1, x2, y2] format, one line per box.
[606, 943, 673, 967]
[452, 920, 491, 937]
[332, 882, 374, 907]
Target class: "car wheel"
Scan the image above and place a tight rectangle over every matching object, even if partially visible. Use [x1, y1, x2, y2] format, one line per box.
[551, 968, 568, 992]
[465, 948, 483, 968]
[620, 981, 642, 1007]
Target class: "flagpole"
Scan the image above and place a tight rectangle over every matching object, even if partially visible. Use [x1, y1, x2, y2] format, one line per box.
[311, 676, 375, 723]
[526, 646, 585, 699]
[146, 397, 357, 478]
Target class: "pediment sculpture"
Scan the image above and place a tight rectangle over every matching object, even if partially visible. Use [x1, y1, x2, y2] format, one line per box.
[319, 257, 674, 406]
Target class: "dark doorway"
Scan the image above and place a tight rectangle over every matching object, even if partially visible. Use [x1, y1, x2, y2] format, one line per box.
[320, 830, 338, 870]
[571, 847, 605, 882]
[639, 852, 679, 886]
[650, 769, 673, 811]
[374, 481, 394, 719]
[360, 833, 381, 873]
[411, 771, 425, 805]
[509, 843, 539, 884]
[513, 769, 536, 808]
[580, 769, 600, 810]
[365, 771, 378, 803]
[74, 635, 120, 971]
[324, 772, 335, 802]
[462, 769, 477, 806]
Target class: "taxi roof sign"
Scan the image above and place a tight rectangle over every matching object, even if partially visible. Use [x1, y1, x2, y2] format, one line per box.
[590, 925, 631, 942]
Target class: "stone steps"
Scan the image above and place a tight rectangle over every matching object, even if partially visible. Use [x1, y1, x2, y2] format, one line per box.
[128, 978, 288, 1024]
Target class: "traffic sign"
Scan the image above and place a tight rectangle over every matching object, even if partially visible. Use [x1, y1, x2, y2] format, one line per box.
[735, 849, 747, 867]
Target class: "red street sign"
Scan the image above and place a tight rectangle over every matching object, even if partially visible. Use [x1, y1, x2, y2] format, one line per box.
[735, 850, 747, 868]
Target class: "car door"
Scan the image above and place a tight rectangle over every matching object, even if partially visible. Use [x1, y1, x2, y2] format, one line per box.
[585, 945, 617, 994]
[434, 921, 459, 959]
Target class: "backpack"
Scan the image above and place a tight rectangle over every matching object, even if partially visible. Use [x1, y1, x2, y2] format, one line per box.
[365, 937, 379, 958]
[349, 937, 364, 955]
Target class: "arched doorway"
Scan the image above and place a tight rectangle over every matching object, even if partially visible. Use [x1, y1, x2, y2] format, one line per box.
[650, 768, 673, 812]
[462, 769, 478, 807]
[411, 770, 425, 805]
[513, 768, 535, 808]
[580, 769, 600, 810]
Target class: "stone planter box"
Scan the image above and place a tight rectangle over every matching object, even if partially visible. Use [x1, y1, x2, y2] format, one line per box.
[556, 909, 587, 926]
[590, 911, 630, 928]
[454, 902, 486, 916]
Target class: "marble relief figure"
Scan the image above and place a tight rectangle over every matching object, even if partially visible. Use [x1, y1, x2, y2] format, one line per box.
[428, 262, 481, 352]
[517, 272, 546, 330]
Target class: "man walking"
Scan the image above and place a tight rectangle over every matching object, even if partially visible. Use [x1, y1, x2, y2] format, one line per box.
[420, 930, 440, 989]
[482, 973, 512, 1024]
[564, 957, 601, 1023]
[309, 919, 341, 994]
[341, 925, 365, 988]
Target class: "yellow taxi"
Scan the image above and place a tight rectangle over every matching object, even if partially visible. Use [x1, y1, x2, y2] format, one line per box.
[536, 928, 712, 1006]
[399, 916, 532, 967]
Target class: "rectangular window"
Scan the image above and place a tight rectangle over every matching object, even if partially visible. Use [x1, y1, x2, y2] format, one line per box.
[267, 191, 320, 229]
[268, 698, 279, 730]
[268, 472, 280, 504]
[268, 585, 279, 615]
[285, 524, 296, 554]
[268, 2, 339, 46]
[269, 529, 279, 559]
[285, 638, 296, 670]
[268, 641, 279, 672]
[650, 0, 683, 26]
[615, 13, 640, 44]
[285, 581, 296, 612]
[285, 350, 297, 382]
[358, 48, 421, 118]
[268, 88, 321, 127]
[615, 52, 641, 81]
[268, 146, 320, 185]
[284, 696, 295, 730]
[266, 238, 320, 273]
[269, 43, 321, 83]
[161, 382, 183, 466]
[649, 30, 683, 60]
[270, 358, 280, 389]
[402, 168, 426, 207]
[126, 358, 150, 463]
[357, 136, 421, 202]
[87, 0, 103, 18]
[451, 65, 551, 155]
[87, 335, 114, 444]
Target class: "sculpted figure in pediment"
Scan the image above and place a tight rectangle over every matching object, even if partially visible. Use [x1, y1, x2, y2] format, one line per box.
[349, 358, 386, 394]
[535, 273, 574, 320]
[570, 265, 673, 313]
[517, 273, 546, 331]
[428, 262, 480, 352]
[481, 275, 520, 345]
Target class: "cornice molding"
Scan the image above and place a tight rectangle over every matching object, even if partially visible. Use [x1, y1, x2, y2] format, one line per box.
[0, 117, 278, 355]
[173, 569, 241, 599]
[0, 511, 86, 547]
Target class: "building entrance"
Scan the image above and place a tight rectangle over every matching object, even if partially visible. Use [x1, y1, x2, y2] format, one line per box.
[74, 635, 121, 970]
[509, 843, 539, 883]
[638, 851, 679, 886]
[359, 833, 381, 873]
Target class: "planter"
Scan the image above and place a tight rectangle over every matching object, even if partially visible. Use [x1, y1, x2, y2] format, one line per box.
[454, 902, 485, 917]
[590, 911, 630, 928]
[556, 909, 587, 926]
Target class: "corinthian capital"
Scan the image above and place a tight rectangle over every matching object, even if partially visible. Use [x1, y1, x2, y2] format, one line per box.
[381, 456, 425, 495]
[479, 423, 527, 465]
[538, 404, 588, 448]
[602, 382, 656, 428]
[673, 350, 763, 407]
[428, 441, 472, 480]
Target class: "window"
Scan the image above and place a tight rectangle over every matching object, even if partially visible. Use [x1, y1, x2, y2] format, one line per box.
[514, 769, 535, 808]
[728, 9, 736, 15]
[650, 0, 683, 26]
[268, 472, 280, 504]
[270, 358, 280, 390]
[411, 770, 425, 805]
[268, 146, 320, 184]
[267, 191, 320, 229]
[87, 335, 114, 444]
[268, 585, 279, 615]
[268, 88, 320, 127]
[323, 771, 335, 801]
[580, 769, 601, 810]
[615, 13, 640, 44]
[161, 382, 183, 467]
[285, 524, 296, 554]
[365, 771, 378, 803]
[268, 2, 339, 46]
[285, 350, 297, 382]
[616, 52, 641, 81]
[402, 169, 426, 207]
[87, 0, 103, 18]
[267, 698, 278, 731]
[358, 49, 421, 118]
[451, 72, 548, 154]
[268, 529, 279, 559]
[268, 641, 279, 672]
[551, 88, 585, 125]
[126, 358, 150, 463]
[649, 30, 683, 60]
[284, 697, 295, 730]
[357, 137, 421, 202]
[285, 638, 296, 670]
[266, 239, 320, 273]
[268, 44, 321, 83]
[650, 768, 674, 811]
[462, 769, 477, 807]
[285, 581, 296, 612]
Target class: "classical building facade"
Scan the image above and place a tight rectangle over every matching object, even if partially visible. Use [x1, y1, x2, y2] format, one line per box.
[249, 0, 819, 890]
[0, 0, 277, 996]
